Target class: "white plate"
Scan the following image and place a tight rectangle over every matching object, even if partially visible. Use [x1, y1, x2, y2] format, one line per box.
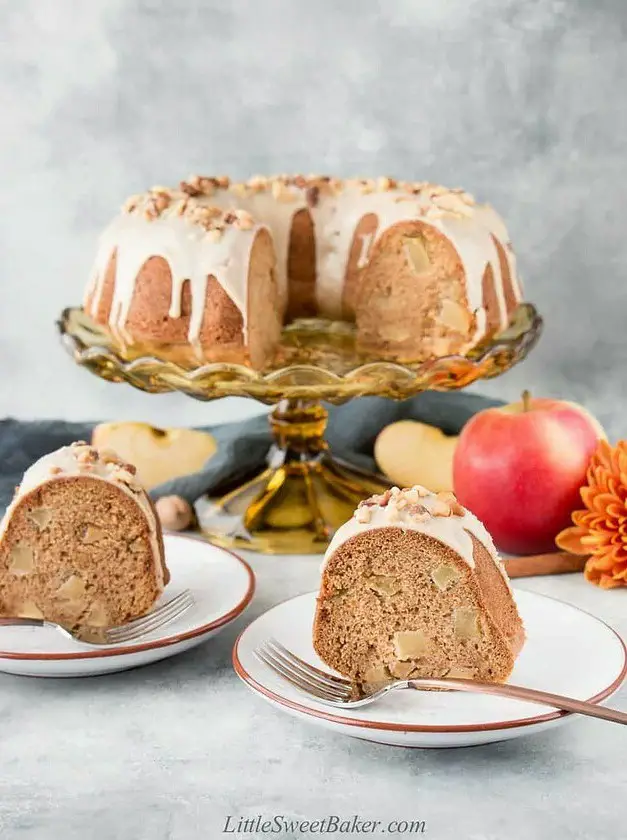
[0, 534, 254, 678]
[233, 589, 626, 748]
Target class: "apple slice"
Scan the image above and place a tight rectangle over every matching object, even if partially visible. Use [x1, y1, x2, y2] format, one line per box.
[374, 420, 457, 492]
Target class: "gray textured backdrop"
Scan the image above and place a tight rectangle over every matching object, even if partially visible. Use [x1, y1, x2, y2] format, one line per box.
[1, 0, 626, 435]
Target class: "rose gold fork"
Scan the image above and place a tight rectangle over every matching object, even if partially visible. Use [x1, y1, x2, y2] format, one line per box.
[255, 639, 627, 726]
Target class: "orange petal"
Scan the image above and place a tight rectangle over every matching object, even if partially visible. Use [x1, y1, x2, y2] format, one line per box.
[590, 552, 620, 571]
[571, 509, 589, 526]
[605, 502, 625, 520]
[592, 492, 616, 514]
[580, 487, 598, 511]
[555, 526, 589, 555]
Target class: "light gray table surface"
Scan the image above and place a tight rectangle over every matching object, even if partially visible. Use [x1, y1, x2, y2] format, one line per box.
[0, 549, 624, 840]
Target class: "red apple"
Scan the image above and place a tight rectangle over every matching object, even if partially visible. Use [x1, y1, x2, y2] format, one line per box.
[453, 391, 606, 555]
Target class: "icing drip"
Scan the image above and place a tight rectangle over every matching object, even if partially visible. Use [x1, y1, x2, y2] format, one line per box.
[225, 178, 521, 339]
[356, 232, 375, 269]
[86, 204, 264, 350]
[0, 443, 166, 591]
[85, 177, 522, 353]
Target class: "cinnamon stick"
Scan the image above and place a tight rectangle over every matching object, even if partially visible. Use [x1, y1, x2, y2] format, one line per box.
[504, 552, 587, 578]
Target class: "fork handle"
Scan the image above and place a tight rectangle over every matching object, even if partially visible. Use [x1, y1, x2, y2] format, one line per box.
[407, 678, 627, 725]
[0, 617, 45, 628]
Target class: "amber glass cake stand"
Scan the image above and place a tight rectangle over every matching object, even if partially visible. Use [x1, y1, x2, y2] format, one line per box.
[58, 305, 542, 554]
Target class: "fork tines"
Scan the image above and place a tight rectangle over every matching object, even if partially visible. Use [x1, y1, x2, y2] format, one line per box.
[105, 589, 195, 644]
[255, 639, 352, 703]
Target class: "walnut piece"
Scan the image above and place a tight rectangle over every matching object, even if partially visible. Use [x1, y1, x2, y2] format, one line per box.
[28, 507, 54, 530]
[155, 495, 194, 531]
[365, 574, 402, 597]
[431, 498, 452, 517]
[454, 606, 481, 640]
[9, 544, 35, 576]
[437, 491, 465, 517]
[55, 574, 87, 601]
[403, 236, 431, 274]
[393, 629, 430, 660]
[431, 563, 462, 592]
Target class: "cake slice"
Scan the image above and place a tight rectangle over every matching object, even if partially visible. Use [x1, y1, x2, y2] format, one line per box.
[313, 486, 524, 691]
[0, 442, 168, 630]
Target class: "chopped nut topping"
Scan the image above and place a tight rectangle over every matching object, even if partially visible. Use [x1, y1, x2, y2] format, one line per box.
[377, 489, 393, 507]
[305, 185, 320, 208]
[353, 485, 466, 525]
[437, 491, 465, 517]
[179, 175, 230, 197]
[233, 209, 255, 230]
[407, 503, 429, 521]
[75, 447, 99, 465]
[432, 498, 452, 517]
[376, 176, 397, 191]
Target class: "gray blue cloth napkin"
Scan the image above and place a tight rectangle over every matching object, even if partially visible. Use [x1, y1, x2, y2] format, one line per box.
[0, 392, 503, 511]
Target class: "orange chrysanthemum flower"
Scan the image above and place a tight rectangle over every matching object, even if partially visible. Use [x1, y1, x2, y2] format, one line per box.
[556, 439, 627, 589]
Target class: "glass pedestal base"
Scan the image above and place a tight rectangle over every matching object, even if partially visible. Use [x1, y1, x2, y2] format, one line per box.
[194, 400, 389, 554]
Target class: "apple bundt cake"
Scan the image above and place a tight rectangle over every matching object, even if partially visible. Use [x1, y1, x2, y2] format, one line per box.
[84, 175, 523, 367]
[0, 442, 168, 630]
[313, 486, 525, 691]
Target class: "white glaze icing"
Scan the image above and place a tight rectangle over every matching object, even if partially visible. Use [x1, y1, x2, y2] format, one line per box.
[85, 177, 522, 353]
[320, 486, 510, 588]
[85, 202, 265, 353]
[0, 443, 165, 591]
[356, 232, 375, 269]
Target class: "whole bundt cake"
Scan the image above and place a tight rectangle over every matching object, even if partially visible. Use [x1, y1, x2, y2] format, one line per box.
[84, 175, 523, 367]
[313, 486, 525, 691]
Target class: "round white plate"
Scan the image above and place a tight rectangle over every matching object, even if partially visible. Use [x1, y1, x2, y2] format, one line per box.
[233, 589, 626, 748]
[0, 534, 254, 678]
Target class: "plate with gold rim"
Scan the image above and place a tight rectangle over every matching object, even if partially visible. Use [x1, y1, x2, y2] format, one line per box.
[0, 535, 254, 678]
[233, 589, 626, 748]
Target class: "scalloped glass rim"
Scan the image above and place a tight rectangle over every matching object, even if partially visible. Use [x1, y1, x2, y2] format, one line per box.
[57, 304, 542, 405]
